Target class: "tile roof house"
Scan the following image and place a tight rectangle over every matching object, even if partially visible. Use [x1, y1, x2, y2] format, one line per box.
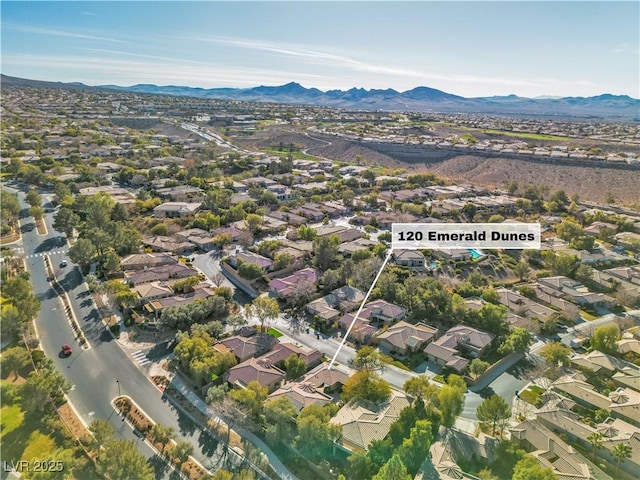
[142, 236, 193, 254]
[132, 281, 173, 301]
[535, 404, 640, 476]
[261, 343, 323, 373]
[269, 268, 321, 299]
[214, 334, 278, 363]
[268, 381, 333, 411]
[153, 202, 201, 219]
[230, 251, 274, 271]
[306, 285, 366, 323]
[510, 419, 593, 480]
[301, 363, 349, 392]
[393, 250, 426, 269]
[121, 252, 177, 271]
[331, 389, 410, 452]
[424, 325, 495, 373]
[125, 263, 197, 286]
[224, 357, 286, 392]
[553, 373, 640, 426]
[144, 286, 216, 314]
[377, 321, 438, 355]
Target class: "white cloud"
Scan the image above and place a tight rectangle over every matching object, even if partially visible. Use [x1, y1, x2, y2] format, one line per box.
[4, 23, 129, 44]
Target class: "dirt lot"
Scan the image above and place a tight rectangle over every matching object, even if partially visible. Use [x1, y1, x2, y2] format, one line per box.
[235, 125, 640, 205]
[426, 155, 640, 205]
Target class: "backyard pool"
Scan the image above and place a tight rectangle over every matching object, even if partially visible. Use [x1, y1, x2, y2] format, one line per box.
[468, 248, 485, 259]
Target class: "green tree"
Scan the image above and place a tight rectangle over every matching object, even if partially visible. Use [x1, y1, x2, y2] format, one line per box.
[68, 237, 96, 269]
[284, 354, 307, 380]
[148, 423, 176, 454]
[97, 439, 154, 480]
[512, 456, 557, 480]
[498, 328, 532, 355]
[26, 188, 42, 208]
[264, 396, 297, 446]
[352, 346, 386, 372]
[29, 205, 44, 220]
[512, 261, 531, 281]
[587, 432, 603, 461]
[313, 234, 341, 270]
[169, 440, 194, 466]
[102, 250, 121, 275]
[296, 404, 342, 458]
[297, 224, 317, 241]
[612, 442, 632, 474]
[150, 223, 168, 236]
[230, 380, 268, 419]
[342, 370, 392, 405]
[238, 261, 264, 280]
[347, 452, 378, 480]
[2, 346, 30, 379]
[246, 296, 280, 332]
[481, 287, 500, 304]
[245, 213, 263, 234]
[469, 358, 490, 379]
[89, 419, 116, 451]
[590, 323, 621, 355]
[372, 454, 412, 480]
[20, 361, 72, 414]
[403, 375, 437, 403]
[397, 419, 434, 474]
[476, 395, 511, 436]
[540, 342, 572, 369]
[438, 384, 465, 428]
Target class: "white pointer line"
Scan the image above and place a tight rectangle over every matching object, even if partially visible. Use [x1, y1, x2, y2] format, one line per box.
[328, 249, 393, 370]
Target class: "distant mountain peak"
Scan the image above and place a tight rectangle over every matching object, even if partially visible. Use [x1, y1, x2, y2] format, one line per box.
[2, 74, 637, 119]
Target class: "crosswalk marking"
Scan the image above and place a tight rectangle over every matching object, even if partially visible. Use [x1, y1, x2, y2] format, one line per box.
[24, 249, 69, 259]
[131, 350, 151, 366]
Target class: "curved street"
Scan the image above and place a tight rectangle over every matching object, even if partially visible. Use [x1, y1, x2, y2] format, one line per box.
[5, 184, 297, 480]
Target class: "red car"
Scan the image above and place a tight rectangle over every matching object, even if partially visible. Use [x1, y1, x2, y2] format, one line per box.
[61, 344, 72, 356]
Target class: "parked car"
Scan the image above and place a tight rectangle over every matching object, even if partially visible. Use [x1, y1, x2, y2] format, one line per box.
[60, 260, 68, 268]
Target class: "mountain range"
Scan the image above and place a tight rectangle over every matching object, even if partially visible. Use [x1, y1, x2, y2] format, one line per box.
[2, 74, 638, 119]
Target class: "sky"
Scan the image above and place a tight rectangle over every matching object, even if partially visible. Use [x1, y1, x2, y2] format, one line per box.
[1, 1, 638, 98]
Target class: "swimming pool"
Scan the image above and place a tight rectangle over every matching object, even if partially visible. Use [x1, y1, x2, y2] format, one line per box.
[468, 248, 485, 259]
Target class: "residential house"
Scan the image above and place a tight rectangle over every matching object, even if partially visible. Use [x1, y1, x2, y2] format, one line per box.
[121, 252, 178, 271]
[153, 202, 201, 219]
[539, 276, 615, 310]
[214, 333, 278, 363]
[261, 343, 323, 372]
[132, 281, 174, 301]
[510, 420, 594, 479]
[125, 263, 197, 286]
[268, 382, 334, 411]
[306, 286, 366, 324]
[265, 210, 307, 227]
[269, 268, 321, 299]
[393, 250, 426, 269]
[377, 321, 438, 355]
[424, 324, 495, 373]
[536, 403, 640, 476]
[143, 286, 215, 315]
[230, 251, 273, 272]
[495, 287, 556, 319]
[330, 389, 411, 452]
[142, 236, 193, 255]
[224, 357, 286, 392]
[301, 363, 349, 393]
[553, 373, 640, 426]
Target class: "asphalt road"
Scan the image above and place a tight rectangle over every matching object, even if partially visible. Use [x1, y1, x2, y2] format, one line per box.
[10, 188, 232, 479]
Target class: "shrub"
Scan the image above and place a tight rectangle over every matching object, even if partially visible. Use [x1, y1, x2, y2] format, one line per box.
[31, 349, 45, 366]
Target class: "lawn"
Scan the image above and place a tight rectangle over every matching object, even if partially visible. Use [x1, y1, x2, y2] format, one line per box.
[518, 385, 546, 406]
[267, 327, 283, 338]
[580, 310, 598, 321]
[0, 404, 58, 463]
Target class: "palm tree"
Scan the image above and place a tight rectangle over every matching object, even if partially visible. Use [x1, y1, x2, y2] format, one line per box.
[612, 442, 632, 474]
[587, 432, 603, 461]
